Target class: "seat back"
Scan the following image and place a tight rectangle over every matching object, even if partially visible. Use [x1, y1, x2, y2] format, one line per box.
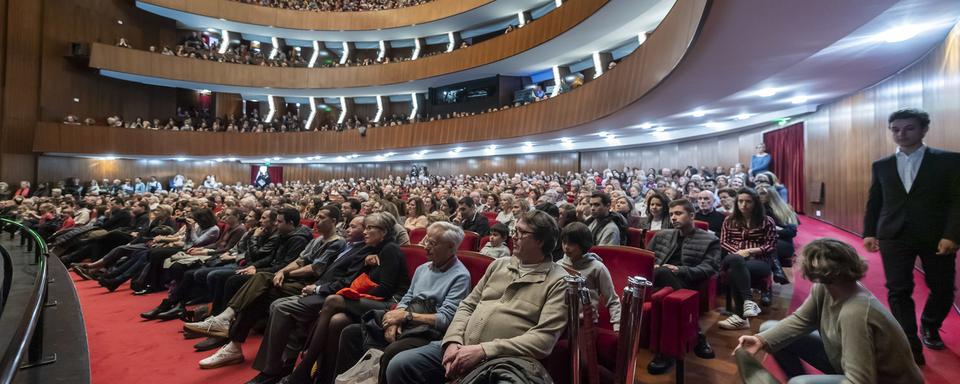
[482, 211, 498, 224]
[644, 230, 658, 249]
[478, 235, 513, 253]
[300, 219, 316, 229]
[589, 246, 656, 330]
[693, 220, 709, 231]
[456, 250, 494, 287]
[460, 230, 480, 251]
[408, 227, 427, 245]
[400, 245, 429, 272]
[626, 227, 644, 248]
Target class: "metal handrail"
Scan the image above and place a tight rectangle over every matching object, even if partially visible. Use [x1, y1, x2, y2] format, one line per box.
[0, 218, 53, 384]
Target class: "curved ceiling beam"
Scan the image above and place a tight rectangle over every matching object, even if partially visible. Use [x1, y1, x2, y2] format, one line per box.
[36, 0, 708, 158]
[92, 0, 609, 90]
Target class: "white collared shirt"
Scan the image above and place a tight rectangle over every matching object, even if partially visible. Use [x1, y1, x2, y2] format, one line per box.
[896, 144, 926, 193]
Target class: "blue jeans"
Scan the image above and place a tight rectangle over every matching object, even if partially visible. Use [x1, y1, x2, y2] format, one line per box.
[385, 341, 445, 384]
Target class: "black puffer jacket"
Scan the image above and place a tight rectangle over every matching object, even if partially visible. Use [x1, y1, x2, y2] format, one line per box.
[647, 228, 721, 283]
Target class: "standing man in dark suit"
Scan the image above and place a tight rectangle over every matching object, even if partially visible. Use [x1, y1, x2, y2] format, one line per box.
[863, 108, 960, 366]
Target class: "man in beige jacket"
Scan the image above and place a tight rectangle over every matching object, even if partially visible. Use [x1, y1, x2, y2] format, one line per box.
[385, 210, 569, 384]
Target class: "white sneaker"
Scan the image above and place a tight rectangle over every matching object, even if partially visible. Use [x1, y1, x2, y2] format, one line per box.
[718, 314, 750, 330]
[743, 300, 762, 318]
[184, 316, 230, 338]
[199, 344, 244, 369]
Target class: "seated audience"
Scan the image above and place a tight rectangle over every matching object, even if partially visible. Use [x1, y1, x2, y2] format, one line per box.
[386, 210, 568, 384]
[645, 199, 719, 374]
[694, 190, 725, 234]
[455, 196, 489, 237]
[736, 238, 923, 384]
[717, 188, 778, 330]
[642, 191, 672, 231]
[586, 192, 627, 245]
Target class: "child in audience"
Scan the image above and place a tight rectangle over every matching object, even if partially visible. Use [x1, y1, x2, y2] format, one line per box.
[559, 222, 621, 331]
[479, 222, 511, 259]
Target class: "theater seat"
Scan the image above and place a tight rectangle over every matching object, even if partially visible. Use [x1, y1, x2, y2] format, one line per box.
[400, 245, 429, 272]
[590, 246, 655, 292]
[300, 219, 316, 229]
[460, 230, 480, 251]
[644, 230, 657, 249]
[455, 250, 493, 287]
[408, 227, 427, 245]
[482, 211, 498, 224]
[693, 220, 709, 231]
[478, 235, 513, 252]
[626, 227, 644, 248]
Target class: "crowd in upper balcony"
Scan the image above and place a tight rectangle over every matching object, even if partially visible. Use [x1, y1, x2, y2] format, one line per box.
[232, 0, 433, 12]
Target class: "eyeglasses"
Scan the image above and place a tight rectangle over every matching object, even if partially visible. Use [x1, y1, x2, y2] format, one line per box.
[514, 228, 536, 240]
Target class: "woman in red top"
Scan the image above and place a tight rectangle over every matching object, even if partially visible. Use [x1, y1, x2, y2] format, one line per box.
[717, 188, 777, 331]
[14, 181, 30, 197]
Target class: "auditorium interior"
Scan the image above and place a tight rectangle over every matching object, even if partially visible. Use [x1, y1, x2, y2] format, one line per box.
[2, 0, 960, 383]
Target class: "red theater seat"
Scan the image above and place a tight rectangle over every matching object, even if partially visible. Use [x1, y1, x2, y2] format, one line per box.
[478, 235, 513, 252]
[626, 227, 645, 248]
[693, 220, 709, 231]
[644, 230, 657, 249]
[482, 211, 498, 224]
[408, 227, 427, 245]
[400, 245, 429, 272]
[300, 219, 316, 229]
[460, 230, 480, 251]
[456, 250, 494, 287]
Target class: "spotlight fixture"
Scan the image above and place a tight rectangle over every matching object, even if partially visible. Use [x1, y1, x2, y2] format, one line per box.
[639, 122, 655, 129]
[691, 110, 706, 118]
[790, 95, 809, 104]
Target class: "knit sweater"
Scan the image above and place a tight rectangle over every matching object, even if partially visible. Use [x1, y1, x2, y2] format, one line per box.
[558, 252, 622, 331]
[757, 284, 923, 384]
[396, 258, 471, 332]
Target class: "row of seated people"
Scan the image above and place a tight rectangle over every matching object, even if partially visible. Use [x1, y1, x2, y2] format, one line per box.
[1, 161, 921, 382]
[233, 0, 433, 12]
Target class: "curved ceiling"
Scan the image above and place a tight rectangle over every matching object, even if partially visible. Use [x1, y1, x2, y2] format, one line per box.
[103, 0, 673, 97]
[137, 0, 552, 41]
[76, 0, 960, 164]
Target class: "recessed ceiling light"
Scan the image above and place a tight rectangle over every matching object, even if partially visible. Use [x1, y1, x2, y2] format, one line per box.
[175, 157, 186, 162]
[735, 113, 753, 120]
[691, 110, 706, 117]
[452, 147, 463, 153]
[790, 95, 809, 104]
[655, 127, 665, 132]
[705, 121, 724, 129]
[756, 88, 778, 97]
[522, 142, 534, 152]
[227, 157, 237, 162]
[596, 131, 609, 137]
[418, 150, 428, 155]
[272, 157, 280, 161]
[877, 24, 925, 43]
[640, 122, 655, 129]
[215, 158, 224, 162]
[374, 155, 385, 160]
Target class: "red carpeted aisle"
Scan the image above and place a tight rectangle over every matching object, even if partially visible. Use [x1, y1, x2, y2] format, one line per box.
[776, 216, 960, 383]
[72, 216, 960, 383]
[73, 277, 263, 384]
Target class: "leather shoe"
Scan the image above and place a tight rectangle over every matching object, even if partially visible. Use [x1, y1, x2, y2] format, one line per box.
[194, 337, 229, 352]
[646, 354, 674, 375]
[244, 372, 283, 384]
[156, 303, 185, 321]
[72, 265, 95, 280]
[694, 333, 715, 359]
[921, 326, 946, 350]
[98, 277, 123, 292]
[140, 299, 173, 320]
[760, 289, 772, 307]
[185, 297, 211, 306]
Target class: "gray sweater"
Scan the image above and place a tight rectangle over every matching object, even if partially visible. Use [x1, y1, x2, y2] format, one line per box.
[559, 252, 622, 331]
[758, 284, 923, 384]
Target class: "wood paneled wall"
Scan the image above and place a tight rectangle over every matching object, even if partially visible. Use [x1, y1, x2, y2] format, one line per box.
[90, 0, 608, 89]
[0, 0, 44, 183]
[141, 0, 491, 32]
[580, 128, 764, 172]
[801, 22, 960, 234]
[37, 152, 581, 185]
[39, 0, 709, 157]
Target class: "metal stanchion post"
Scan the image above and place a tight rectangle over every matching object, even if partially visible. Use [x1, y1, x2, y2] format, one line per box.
[565, 275, 586, 384]
[614, 276, 652, 384]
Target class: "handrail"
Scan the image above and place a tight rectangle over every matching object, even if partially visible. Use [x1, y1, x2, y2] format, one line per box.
[0, 218, 54, 384]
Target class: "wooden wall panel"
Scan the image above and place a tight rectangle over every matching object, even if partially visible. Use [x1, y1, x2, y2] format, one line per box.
[802, 22, 960, 234]
[1, 0, 44, 183]
[44, 0, 709, 157]
[141, 0, 491, 32]
[37, 152, 579, 185]
[90, 0, 608, 89]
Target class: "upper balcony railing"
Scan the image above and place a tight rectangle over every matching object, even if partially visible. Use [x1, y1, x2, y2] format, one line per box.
[140, 0, 491, 31]
[38, 0, 709, 157]
[93, 0, 607, 90]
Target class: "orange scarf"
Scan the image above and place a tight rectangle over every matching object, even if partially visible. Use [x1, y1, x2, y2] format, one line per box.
[336, 273, 383, 300]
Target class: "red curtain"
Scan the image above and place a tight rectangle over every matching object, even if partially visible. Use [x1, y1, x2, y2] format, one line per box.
[250, 165, 284, 186]
[763, 123, 805, 213]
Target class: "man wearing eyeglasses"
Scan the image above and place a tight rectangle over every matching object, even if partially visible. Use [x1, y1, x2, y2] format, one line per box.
[387, 210, 568, 384]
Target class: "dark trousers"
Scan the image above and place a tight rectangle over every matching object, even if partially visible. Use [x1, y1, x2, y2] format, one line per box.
[100, 243, 148, 268]
[251, 295, 326, 375]
[211, 273, 251, 315]
[721, 253, 771, 317]
[759, 320, 839, 378]
[169, 264, 238, 304]
[879, 238, 956, 347]
[652, 266, 699, 290]
[227, 272, 305, 343]
[336, 323, 433, 384]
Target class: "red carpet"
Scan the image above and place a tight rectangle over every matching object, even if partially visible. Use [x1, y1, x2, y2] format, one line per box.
[72, 216, 960, 383]
[776, 216, 960, 383]
[73, 277, 264, 384]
